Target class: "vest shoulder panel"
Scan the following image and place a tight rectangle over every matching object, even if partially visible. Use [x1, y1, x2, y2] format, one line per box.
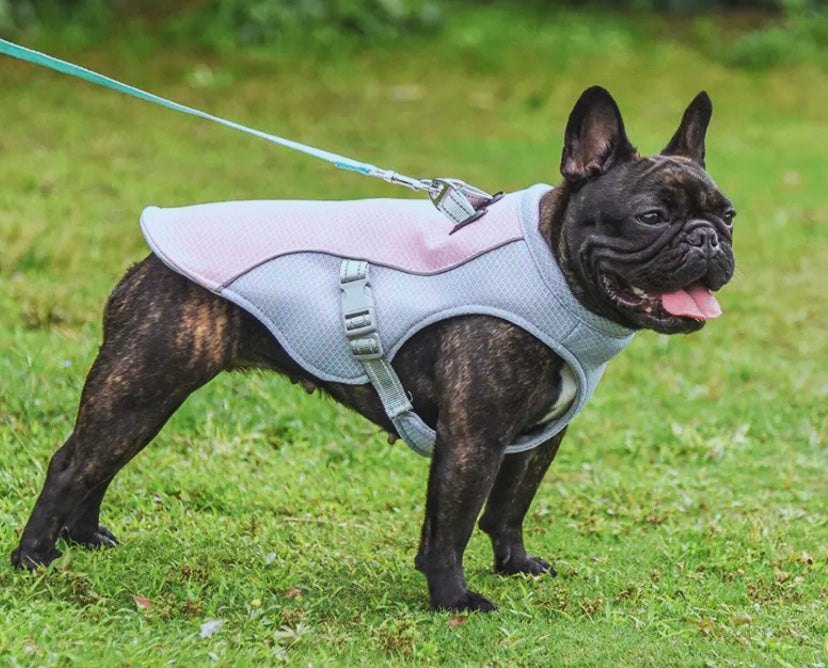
[141, 193, 523, 291]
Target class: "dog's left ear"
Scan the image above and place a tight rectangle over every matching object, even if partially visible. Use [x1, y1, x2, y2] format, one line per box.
[660, 91, 713, 167]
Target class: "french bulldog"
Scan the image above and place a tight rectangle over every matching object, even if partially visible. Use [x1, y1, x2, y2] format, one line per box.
[11, 86, 735, 612]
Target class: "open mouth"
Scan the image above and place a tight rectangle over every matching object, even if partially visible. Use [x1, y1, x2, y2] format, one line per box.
[600, 273, 722, 322]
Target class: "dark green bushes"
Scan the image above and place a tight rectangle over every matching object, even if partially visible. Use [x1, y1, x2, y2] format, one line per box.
[0, 0, 444, 47]
[1, 0, 824, 68]
[720, 9, 828, 67]
[165, 0, 444, 49]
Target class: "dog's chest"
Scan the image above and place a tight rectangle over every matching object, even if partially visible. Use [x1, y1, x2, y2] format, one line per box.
[535, 365, 577, 426]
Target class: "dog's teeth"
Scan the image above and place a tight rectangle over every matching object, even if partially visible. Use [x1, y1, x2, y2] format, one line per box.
[632, 286, 649, 298]
[644, 306, 653, 313]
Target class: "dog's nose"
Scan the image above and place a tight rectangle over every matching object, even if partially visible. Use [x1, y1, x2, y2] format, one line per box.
[686, 224, 719, 252]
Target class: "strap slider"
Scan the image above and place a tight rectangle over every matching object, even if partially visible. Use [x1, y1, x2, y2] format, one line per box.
[348, 333, 384, 360]
[344, 309, 374, 335]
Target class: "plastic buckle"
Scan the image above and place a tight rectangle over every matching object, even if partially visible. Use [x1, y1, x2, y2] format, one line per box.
[340, 272, 377, 338]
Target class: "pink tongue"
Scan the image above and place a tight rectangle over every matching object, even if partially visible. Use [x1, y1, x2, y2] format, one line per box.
[660, 284, 722, 320]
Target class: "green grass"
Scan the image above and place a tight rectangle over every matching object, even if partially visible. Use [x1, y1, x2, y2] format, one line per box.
[1, 8, 826, 667]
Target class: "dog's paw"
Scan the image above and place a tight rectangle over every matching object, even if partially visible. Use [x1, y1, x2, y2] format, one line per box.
[11, 545, 62, 570]
[60, 524, 119, 549]
[495, 554, 557, 577]
[432, 590, 498, 613]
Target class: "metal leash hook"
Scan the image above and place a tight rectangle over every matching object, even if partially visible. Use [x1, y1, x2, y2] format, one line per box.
[377, 170, 435, 194]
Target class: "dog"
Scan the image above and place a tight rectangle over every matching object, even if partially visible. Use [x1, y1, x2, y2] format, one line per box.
[12, 87, 735, 612]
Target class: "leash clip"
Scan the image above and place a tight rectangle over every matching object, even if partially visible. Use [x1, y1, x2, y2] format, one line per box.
[444, 188, 505, 234]
[427, 178, 503, 231]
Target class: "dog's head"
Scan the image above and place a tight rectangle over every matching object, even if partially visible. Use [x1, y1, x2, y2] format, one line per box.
[546, 86, 735, 334]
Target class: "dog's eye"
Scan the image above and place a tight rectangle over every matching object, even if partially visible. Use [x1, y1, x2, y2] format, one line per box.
[636, 211, 666, 225]
[722, 209, 736, 226]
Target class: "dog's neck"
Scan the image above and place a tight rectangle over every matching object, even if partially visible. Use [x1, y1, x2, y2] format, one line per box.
[539, 183, 585, 308]
[538, 182, 633, 329]
[538, 184, 570, 266]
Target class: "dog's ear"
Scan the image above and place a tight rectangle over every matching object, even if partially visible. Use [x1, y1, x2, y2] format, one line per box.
[561, 86, 636, 186]
[660, 91, 712, 167]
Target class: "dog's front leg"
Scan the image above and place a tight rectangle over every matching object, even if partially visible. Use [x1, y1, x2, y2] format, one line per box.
[409, 316, 568, 611]
[478, 430, 565, 576]
[414, 424, 506, 612]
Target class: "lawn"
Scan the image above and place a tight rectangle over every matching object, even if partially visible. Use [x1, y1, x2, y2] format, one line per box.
[0, 7, 825, 667]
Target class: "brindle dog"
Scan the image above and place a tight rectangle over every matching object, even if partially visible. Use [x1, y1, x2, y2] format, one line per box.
[12, 87, 735, 612]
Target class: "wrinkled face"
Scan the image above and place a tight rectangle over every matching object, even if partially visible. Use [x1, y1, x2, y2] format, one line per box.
[555, 86, 736, 334]
[563, 156, 735, 333]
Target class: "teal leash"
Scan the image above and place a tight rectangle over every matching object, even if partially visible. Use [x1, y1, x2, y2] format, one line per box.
[0, 37, 495, 222]
[0, 38, 413, 185]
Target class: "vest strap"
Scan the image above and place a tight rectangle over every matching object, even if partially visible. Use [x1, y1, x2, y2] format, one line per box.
[339, 260, 435, 456]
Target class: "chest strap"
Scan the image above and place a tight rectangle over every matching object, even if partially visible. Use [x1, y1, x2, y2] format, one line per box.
[340, 260, 436, 457]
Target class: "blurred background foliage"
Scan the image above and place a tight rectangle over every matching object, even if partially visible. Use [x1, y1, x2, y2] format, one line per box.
[0, 0, 825, 68]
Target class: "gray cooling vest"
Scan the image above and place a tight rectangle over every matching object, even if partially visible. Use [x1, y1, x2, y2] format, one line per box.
[141, 183, 635, 456]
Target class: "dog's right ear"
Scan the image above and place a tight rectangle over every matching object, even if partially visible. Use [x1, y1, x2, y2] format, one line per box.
[561, 86, 636, 187]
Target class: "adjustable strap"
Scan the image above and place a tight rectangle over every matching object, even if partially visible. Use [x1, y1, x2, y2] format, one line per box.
[339, 260, 435, 457]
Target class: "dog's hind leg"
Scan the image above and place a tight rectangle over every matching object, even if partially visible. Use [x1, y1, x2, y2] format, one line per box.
[12, 256, 240, 569]
[478, 430, 565, 576]
[60, 475, 119, 548]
